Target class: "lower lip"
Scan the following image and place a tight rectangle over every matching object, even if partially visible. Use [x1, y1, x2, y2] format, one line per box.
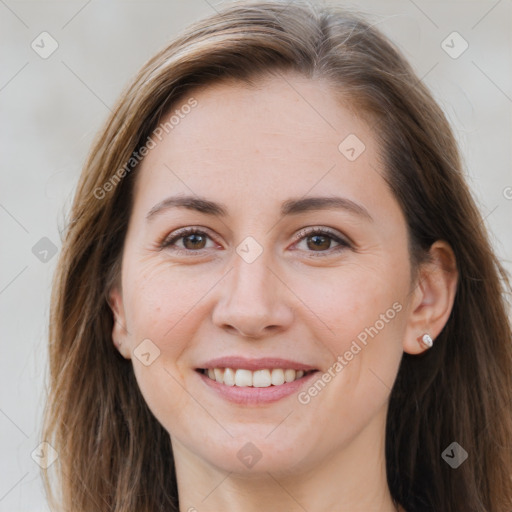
[197, 370, 319, 405]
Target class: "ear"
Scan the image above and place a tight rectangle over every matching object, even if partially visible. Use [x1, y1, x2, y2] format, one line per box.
[403, 240, 458, 355]
[108, 286, 131, 359]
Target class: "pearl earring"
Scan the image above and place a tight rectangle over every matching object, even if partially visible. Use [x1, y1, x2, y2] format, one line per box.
[419, 333, 433, 349]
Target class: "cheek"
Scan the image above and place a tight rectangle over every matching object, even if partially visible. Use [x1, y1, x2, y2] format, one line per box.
[122, 263, 212, 430]
[291, 258, 409, 355]
[123, 262, 212, 346]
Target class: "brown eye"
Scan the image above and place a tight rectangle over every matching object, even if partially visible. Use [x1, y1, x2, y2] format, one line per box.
[182, 233, 207, 250]
[294, 227, 351, 257]
[161, 228, 215, 253]
[306, 234, 332, 251]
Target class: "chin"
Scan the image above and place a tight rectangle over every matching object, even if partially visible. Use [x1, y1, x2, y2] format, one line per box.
[193, 432, 316, 476]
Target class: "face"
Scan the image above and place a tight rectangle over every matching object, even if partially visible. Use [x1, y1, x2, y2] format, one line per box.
[110, 72, 418, 476]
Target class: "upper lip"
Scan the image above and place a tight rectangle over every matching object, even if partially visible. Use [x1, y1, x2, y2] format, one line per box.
[197, 356, 318, 372]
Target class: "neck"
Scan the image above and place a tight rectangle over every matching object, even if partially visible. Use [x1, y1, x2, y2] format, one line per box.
[173, 405, 400, 512]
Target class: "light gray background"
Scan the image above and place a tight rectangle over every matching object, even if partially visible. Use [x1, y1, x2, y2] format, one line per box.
[1, 0, 511, 510]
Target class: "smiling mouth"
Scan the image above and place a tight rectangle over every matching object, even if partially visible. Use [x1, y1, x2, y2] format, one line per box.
[197, 368, 318, 387]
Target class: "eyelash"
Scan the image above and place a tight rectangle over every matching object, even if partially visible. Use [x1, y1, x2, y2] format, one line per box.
[160, 226, 351, 258]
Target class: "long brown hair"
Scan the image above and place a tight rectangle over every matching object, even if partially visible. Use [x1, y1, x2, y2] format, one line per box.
[41, 1, 512, 510]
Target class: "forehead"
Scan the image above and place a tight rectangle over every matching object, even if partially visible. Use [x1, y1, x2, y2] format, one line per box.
[133, 72, 393, 220]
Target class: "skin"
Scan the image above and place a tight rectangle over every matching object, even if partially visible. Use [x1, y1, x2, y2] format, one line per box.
[109, 72, 458, 512]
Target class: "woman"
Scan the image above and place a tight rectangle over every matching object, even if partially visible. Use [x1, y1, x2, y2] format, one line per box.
[41, 1, 512, 511]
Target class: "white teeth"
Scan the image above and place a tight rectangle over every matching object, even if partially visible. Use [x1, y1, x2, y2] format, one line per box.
[203, 367, 311, 387]
[271, 368, 285, 386]
[223, 368, 236, 386]
[284, 369, 296, 383]
[252, 369, 271, 387]
[235, 369, 252, 387]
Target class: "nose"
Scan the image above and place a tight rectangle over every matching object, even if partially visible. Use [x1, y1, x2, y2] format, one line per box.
[211, 252, 294, 339]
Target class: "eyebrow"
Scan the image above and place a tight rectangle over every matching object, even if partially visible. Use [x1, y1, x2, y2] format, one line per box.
[146, 195, 373, 222]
